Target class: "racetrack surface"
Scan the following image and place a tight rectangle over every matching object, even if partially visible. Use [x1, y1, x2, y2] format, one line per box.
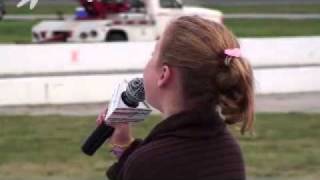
[1, 92, 319, 116]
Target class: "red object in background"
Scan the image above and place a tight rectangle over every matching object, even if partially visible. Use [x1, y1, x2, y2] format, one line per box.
[71, 50, 79, 63]
[79, 0, 131, 19]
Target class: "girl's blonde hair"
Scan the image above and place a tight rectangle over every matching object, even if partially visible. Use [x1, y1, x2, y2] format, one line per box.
[159, 16, 255, 134]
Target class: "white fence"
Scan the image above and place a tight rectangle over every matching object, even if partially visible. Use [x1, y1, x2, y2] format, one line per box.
[0, 37, 319, 106]
[1, 37, 320, 75]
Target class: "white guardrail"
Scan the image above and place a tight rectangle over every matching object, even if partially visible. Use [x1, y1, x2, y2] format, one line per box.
[0, 37, 319, 106]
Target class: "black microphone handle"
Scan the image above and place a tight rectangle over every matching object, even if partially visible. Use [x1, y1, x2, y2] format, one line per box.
[82, 123, 115, 156]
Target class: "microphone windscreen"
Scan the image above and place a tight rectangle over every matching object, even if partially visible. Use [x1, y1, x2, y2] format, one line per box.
[126, 78, 145, 103]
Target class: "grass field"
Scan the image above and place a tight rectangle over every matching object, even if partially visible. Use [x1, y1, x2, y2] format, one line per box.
[0, 20, 37, 43]
[214, 4, 320, 14]
[1, 19, 320, 43]
[6, 4, 77, 15]
[0, 113, 320, 180]
[5, 4, 320, 15]
[224, 19, 320, 37]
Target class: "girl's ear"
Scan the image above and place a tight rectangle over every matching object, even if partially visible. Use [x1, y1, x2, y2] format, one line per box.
[157, 64, 172, 88]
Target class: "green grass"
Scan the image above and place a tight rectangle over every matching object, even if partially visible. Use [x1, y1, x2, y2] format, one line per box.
[5, 4, 320, 15]
[1, 19, 320, 43]
[224, 19, 320, 37]
[212, 4, 320, 14]
[6, 4, 77, 15]
[0, 20, 36, 43]
[237, 113, 320, 178]
[0, 113, 320, 180]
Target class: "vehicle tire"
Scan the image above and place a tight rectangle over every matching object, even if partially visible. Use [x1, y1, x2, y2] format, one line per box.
[106, 32, 128, 42]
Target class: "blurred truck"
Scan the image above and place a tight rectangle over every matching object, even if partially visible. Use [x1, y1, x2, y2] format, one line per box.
[32, 0, 223, 43]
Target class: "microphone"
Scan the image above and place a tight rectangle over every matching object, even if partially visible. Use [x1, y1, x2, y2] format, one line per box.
[81, 78, 145, 156]
[121, 77, 145, 108]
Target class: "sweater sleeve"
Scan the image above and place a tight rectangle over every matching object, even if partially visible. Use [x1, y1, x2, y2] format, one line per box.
[106, 139, 143, 180]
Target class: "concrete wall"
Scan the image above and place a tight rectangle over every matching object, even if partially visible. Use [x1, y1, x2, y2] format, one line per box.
[1, 37, 319, 106]
[1, 37, 320, 76]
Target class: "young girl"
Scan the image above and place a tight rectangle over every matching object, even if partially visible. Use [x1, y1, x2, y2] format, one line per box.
[99, 15, 254, 180]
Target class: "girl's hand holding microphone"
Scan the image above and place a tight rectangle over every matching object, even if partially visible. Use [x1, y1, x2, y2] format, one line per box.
[96, 108, 135, 158]
[82, 78, 145, 157]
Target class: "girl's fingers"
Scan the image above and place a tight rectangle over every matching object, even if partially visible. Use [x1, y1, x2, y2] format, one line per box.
[96, 108, 108, 125]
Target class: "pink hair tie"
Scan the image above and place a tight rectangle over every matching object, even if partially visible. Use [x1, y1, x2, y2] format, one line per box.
[224, 48, 241, 65]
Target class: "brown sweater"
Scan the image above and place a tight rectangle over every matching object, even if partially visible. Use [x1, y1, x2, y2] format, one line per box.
[106, 106, 246, 180]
